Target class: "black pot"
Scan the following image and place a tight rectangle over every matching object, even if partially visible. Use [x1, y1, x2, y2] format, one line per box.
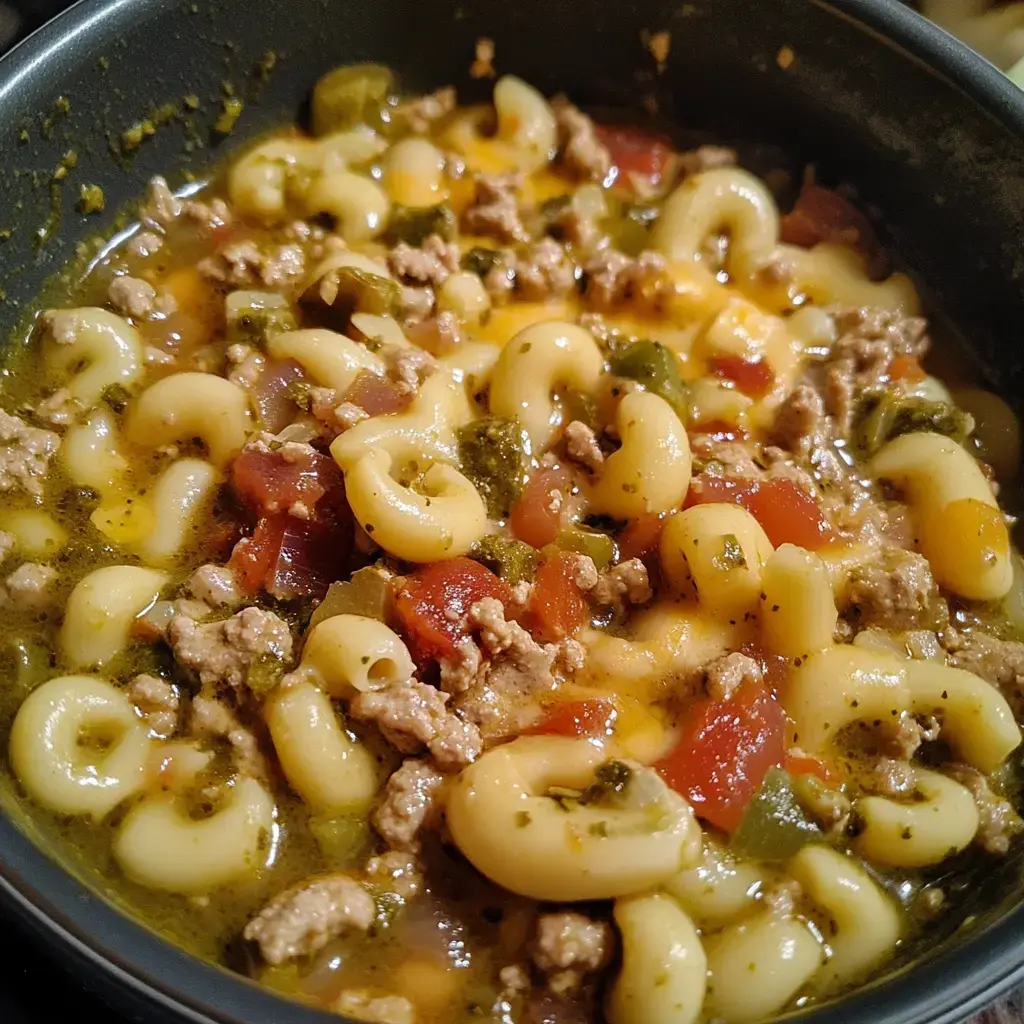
[1, 0, 1023, 1022]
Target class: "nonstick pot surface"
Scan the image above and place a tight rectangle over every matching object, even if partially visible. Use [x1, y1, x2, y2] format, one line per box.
[1, 1, 1024, 1023]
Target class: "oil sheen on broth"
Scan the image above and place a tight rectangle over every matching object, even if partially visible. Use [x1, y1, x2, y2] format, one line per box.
[1, 63, 1023, 1024]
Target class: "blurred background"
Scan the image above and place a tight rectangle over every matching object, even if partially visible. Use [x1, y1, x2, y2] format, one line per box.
[0, 0, 1023, 83]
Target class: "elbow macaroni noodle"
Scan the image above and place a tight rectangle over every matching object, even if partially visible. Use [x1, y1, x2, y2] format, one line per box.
[446, 736, 701, 901]
[114, 776, 276, 893]
[125, 372, 253, 467]
[344, 448, 487, 561]
[59, 566, 167, 669]
[297, 614, 415, 696]
[265, 679, 380, 814]
[607, 893, 707, 1024]
[870, 431, 1013, 600]
[10, 675, 152, 819]
[43, 308, 142, 409]
[488, 320, 604, 452]
[588, 391, 693, 518]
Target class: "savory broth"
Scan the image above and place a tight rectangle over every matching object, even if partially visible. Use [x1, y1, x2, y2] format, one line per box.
[1, 65, 1022, 1024]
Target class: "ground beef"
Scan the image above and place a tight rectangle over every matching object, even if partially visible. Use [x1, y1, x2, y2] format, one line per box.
[944, 764, 1023, 855]
[350, 680, 482, 770]
[380, 343, 437, 396]
[704, 651, 762, 701]
[0, 410, 59, 497]
[445, 599, 583, 737]
[363, 850, 423, 900]
[373, 759, 445, 852]
[244, 874, 375, 965]
[531, 912, 613, 995]
[199, 240, 306, 289]
[868, 756, 916, 796]
[883, 712, 940, 760]
[0, 562, 56, 610]
[677, 145, 738, 177]
[190, 694, 267, 778]
[387, 234, 461, 288]
[843, 549, 947, 632]
[309, 387, 369, 435]
[462, 173, 529, 244]
[582, 249, 670, 310]
[772, 383, 828, 458]
[108, 275, 176, 320]
[393, 86, 456, 134]
[552, 98, 611, 182]
[333, 991, 414, 1024]
[396, 284, 436, 325]
[0, 530, 15, 565]
[591, 559, 653, 610]
[225, 343, 266, 390]
[188, 564, 243, 608]
[812, 306, 929, 435]
[141, 176, 230, 233]
[168, 606, 293, 691]
[942, 627, 1024, 692]
[562, 420, 604, 472]
[514, 239, 579, 301]
[128, 674, 180, 738]
[126, 230, 163, 258]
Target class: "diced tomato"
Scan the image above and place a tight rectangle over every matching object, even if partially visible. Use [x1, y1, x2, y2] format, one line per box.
[209, 222, 234, 248]
[227, 513, 350, 600]
[526, 698, 618, 738]
[710, 356, 775, 398]
[342, 370, 411, 416]
[228, 516, 286, 595]
[742, 479, 835, 550]
[779, 184, 883, 273]
[266, 516, 351, 600]
[685, 475, 835, 550]
[690, 419, 749, 443]
[888, 354, 925, 383]
[510, 466, 572, 549]
[254, 359, 307, 434]
[527, 552, 588, 643]
[617, 513, 667, 563]
[394, 557, 512, 665]
[595, 123, 673, 188]
[784, 752, 835, 784]
[232, 445, 344, 517]
[655, 684, 787, 832]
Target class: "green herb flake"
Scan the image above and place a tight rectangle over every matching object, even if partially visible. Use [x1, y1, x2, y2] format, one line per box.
[100, 383, 130, 413]
[214, 96, 244, 135]
[515, 810, 532, 828]
[77, 184, 106, 215]
[712, 533, 747, 571]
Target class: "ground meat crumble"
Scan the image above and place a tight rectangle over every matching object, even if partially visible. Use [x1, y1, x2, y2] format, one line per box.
[168, 606, 293, 691]
[244, 874, 375, 965]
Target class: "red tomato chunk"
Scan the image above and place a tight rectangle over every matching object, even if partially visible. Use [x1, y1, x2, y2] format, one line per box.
[709, 356, 775, 398]
[526, 698, 618, 738]
[779, 183, 883, 273]
[527, 552, 588, 643]
[510, 466, 572, 549]
[394, 557, 512, 665]
[685, 475, 835, 550]
[596, 123, 673, 188]
[655, 684, 787, 832]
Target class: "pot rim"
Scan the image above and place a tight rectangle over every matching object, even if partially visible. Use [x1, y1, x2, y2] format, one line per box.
[1, 1, 1023, 1023]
